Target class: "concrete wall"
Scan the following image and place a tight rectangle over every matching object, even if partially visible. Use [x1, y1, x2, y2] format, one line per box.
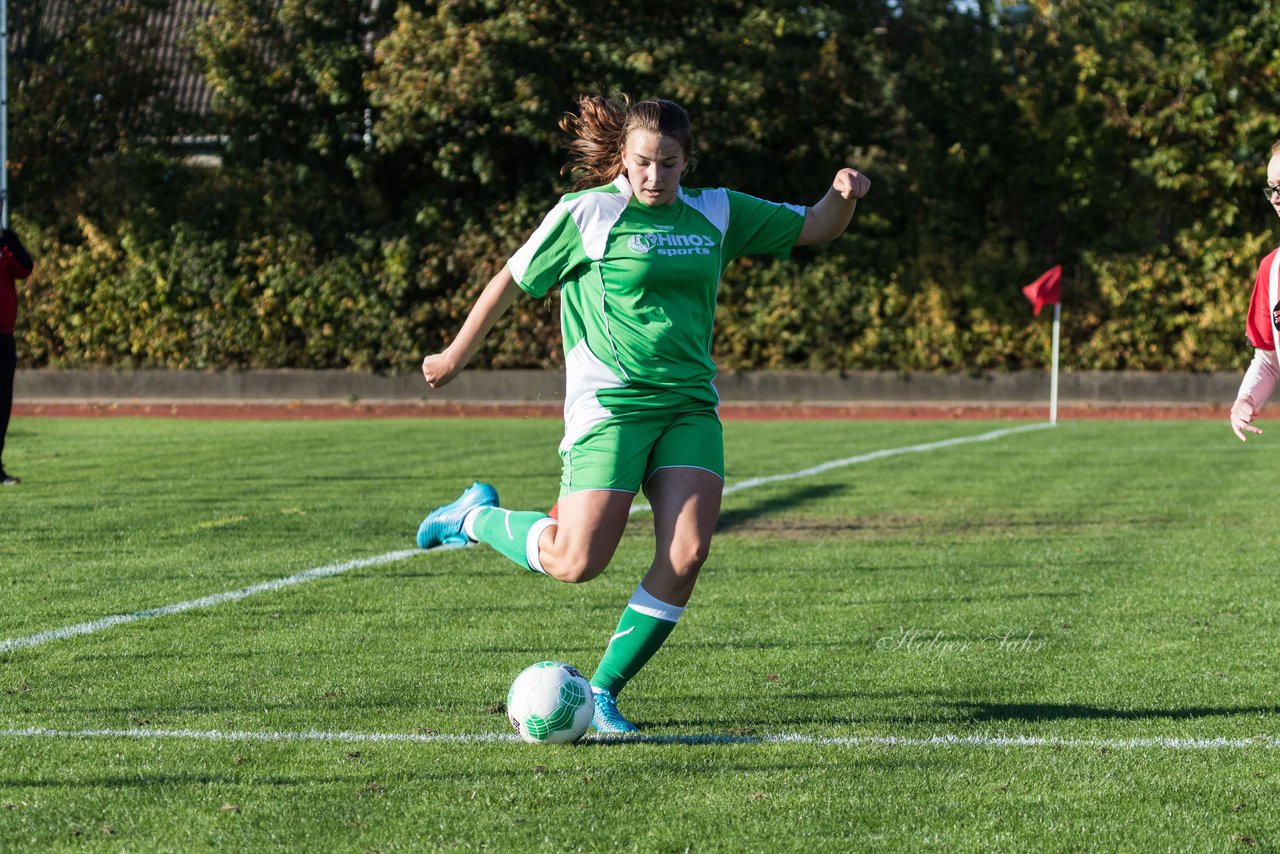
[14, 368, 1243, 405]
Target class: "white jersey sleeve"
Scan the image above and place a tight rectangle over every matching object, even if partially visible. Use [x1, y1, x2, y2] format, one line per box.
[1237, 348, 1280, 408]
[508, 201, 583, 299]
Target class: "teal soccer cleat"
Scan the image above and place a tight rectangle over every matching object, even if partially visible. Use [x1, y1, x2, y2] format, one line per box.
[590, 687, 639, 734]
[416, 481, 499, 549]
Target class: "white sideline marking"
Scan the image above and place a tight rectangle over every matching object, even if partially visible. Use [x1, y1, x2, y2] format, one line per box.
[0, 422, 1051, 654]
[0, 726, 1274, 752]
[0, 548, 440, 654]
[630, 422, 1053, 513]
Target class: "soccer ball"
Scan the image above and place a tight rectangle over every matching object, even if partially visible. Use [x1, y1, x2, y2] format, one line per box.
[506, 661, 595, 744]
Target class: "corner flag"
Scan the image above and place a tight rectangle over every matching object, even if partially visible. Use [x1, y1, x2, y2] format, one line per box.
[1022, 265, 1061, 316]
[1023, 265, 1063, 425]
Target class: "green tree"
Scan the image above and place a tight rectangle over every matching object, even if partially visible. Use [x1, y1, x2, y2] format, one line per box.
[193, 0, 397, 237]
[7, 0, 185, 231]
[14, 0, 1280, 372]
[1008, 0, 1280, 369]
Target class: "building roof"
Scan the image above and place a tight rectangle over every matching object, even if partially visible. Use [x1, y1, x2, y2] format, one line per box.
[150, 0, 217, 117]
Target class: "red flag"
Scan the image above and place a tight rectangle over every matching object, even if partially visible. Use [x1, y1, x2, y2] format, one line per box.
[1022, 265, 1061, 316]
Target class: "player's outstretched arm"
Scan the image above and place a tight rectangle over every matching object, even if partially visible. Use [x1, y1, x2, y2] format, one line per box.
[795, 167, 871, 247]
[422, 265, 522, 389]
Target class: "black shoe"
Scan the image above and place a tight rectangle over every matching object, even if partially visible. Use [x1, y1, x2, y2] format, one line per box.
[1, 474, 20, 486]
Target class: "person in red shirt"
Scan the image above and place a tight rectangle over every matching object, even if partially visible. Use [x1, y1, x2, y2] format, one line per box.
[1, 226, 35, 485]
[1231, 139, 1280, 442]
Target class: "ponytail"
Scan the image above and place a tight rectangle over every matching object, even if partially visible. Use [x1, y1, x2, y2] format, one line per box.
[559, 95, 631, 192]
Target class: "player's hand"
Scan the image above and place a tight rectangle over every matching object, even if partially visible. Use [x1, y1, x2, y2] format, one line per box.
[1230, 396, 1262, 442]
[422, 350, 461, 389]
[833, 168, 870, 201]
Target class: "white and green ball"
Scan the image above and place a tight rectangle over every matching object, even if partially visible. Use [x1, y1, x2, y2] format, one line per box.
[506, 661, 595, 744]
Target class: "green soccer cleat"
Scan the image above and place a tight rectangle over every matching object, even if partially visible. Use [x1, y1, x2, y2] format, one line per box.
[590, 687, 639, 734]
[416, 481, 499, 549]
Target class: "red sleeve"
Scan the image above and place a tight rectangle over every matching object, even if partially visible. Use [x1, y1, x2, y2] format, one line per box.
[1246, 250, 1278, 350]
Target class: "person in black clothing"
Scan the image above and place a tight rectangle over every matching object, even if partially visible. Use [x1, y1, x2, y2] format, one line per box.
[1, 227, 35, 485]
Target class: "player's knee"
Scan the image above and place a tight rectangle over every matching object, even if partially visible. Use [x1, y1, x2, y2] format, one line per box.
[670, 539, 712, 576]
[544, 550, 608, 584]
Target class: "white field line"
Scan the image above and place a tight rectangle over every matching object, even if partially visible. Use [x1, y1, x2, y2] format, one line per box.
[0, 726, 1274, 752]
[630, 421, 1053, 513]
[0, 422, 1051, 654]
[0, 548, 442, 654]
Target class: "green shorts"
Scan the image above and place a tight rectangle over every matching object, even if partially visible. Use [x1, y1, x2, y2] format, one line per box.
[559, 401, 724, 497]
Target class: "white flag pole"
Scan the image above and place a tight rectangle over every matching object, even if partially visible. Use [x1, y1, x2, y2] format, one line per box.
[1049, 301, 1061, 425]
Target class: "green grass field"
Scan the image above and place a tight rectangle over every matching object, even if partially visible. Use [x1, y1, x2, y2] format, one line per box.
[2, 415, 1278, 851]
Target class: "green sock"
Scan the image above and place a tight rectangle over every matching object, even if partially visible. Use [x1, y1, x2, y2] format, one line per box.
[469, 507, 556, 573]
[591, 584, 685, 696]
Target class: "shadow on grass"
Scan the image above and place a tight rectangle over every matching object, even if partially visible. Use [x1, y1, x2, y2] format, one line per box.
[952, 701, 1280, 722]
[644, 689, 927, 730]
[715, 483, 850, 534]
[850, 590, 1083, 606]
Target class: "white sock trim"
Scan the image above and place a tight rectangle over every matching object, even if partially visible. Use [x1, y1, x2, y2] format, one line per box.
[627, 582, 684, 623]
[462, 507, 485, 542]
[525, 517, 557, 574]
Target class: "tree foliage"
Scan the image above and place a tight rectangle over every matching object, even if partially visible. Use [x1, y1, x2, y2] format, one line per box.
[7, 0, 187, 230]
[10, 0, 1280, 372]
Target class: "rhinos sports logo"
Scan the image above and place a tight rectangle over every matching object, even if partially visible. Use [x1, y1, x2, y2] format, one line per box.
[627, 232, 715, 256]
[628, 234, 657, 254]
[1273, 301, 1280, 332]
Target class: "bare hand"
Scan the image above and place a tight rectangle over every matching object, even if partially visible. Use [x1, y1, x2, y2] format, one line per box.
[1230, 396, 1263, 442]
[833, 168, 870, 201]
[422, 351, 460, 389]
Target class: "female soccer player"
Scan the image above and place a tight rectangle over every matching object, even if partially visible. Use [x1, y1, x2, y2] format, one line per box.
[416, 95, 870, 733]
[1230, 138, 1280, 442]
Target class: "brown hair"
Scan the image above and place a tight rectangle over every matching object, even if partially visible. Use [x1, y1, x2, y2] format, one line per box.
[1272, 138, 1280, 156]
[559, 95, 698, 191]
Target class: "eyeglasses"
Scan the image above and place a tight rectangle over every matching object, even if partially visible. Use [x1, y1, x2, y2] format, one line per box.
[1264, 185, 1280, 201]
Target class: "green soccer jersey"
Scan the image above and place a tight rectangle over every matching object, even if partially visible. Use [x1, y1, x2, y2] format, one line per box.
[508, 175, 805, 447]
